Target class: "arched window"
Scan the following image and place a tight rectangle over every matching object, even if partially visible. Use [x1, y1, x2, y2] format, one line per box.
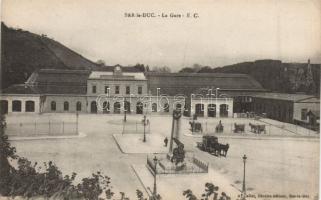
[76, 101, 82, 112]
[64, 101, 69, 111]
[12, 100, 22, 112]
[207, 104, 216, 117]
[164, 103, 169, 112]
[124, 101, 131, 113]
[136, 102, 143, 114]
[114, 102, 121, 114]
[152, 103, 157, 112]
[175, 103, 182, 111]
[51, 101, 56, 111]
[219, 104, 228, 117]
[195, 104, 204, 117]
[25, 101, 35, 112]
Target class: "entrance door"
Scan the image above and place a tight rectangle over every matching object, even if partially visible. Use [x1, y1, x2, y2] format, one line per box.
[91, 101, 97, 113]
[114, 102, 121, 114]
[124, 101, 131, 113]
[103, 102, 110, 114]
[136, 102, 143, 114]
[220, 104, 228, 117]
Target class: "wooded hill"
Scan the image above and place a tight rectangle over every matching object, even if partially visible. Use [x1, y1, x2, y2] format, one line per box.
[1, 23, 320, 95]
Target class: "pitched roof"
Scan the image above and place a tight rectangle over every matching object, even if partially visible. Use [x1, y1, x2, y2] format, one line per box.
[26, 69, 90, 86]
[89, 71, 146, 80]
[1, 84, 40, 94]
[252, 92, 320, 102]
[146, 72, 265, 96]
[91, 65, 143, 72]
[22, 69, 90, 94]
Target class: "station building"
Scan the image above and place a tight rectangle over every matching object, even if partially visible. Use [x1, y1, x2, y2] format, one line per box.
[0, 65, 319, 129]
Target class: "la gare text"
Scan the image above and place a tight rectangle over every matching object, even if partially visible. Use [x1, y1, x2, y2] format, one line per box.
[124, 12, 199, 18]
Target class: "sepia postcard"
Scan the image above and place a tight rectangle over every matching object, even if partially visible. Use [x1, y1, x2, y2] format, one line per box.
[0, 0, 320, 199]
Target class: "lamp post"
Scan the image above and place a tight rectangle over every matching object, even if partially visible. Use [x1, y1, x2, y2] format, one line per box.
[153, 156, 158, 199]
[76, 111, 79, 134]
[143, 115, 146, 142]
[242, 154, 247, 200]
[124, 98, 127, 122]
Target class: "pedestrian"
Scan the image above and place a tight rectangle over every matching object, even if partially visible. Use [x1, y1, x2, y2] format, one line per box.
[164, 137, 168, 147]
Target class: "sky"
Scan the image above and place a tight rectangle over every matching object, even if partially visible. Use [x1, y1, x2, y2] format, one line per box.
[1, 0, 321, 71]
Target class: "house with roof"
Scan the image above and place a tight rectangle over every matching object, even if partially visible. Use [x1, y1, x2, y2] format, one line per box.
[251, 93, 320, 124]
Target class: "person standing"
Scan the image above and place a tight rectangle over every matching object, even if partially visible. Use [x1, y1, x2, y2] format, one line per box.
[164, 137, 168, 147]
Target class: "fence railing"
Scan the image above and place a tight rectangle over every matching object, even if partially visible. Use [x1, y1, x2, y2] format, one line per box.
[5, 121, 78, 137]
[147, 154, 208, 175]
[122, 121, 150, 134]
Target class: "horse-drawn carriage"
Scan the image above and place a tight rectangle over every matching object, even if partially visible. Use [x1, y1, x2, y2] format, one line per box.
[234, 123, 245, 133]
[197, 135, 229, 157]
[189, 121, 203, 133]
[249, 123, 266, 134]
[215, 120, 224, 133]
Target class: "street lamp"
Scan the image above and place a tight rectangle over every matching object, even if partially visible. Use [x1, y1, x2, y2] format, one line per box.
[123, 98, 127, 122]
[76, 111, 79, 134]
[153, 156, 158, 199]
[242, 154, 247, 200]
[143, 115, 147, 142]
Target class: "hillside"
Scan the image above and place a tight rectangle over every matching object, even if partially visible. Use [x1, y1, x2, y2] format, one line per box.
[1, 23, 97, 89]
[198, 60, 320, 95]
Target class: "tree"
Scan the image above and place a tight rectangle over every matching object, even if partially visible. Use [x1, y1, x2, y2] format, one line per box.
[0, 114, 17, 195]
[183, 189, 198, 200]
[96, 59, 106, 66]
[183, 182, 230, 200]
[134, 63, 146, 72]
[151, 66, 171, 73]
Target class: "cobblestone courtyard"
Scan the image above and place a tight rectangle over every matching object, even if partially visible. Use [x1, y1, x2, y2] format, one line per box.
[7, 113, 320, 199]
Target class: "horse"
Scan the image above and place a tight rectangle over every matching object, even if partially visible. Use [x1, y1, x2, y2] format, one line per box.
[189, 121, 203, 133]
[234, 123, 245, 133]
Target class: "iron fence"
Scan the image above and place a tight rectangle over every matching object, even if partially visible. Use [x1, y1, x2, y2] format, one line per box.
[5, 121, 78, 137]
[147, 154, 208, 175]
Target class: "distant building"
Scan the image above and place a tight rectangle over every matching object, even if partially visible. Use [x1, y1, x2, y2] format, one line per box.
[251, 93, 320, 125]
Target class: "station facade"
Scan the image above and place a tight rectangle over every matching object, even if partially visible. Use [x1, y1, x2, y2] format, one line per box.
[0, 65, 319, 126]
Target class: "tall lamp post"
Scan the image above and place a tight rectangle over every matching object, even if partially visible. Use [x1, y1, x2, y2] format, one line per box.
[76, 111, 79, 134]
[124, 98, 127, 122]
[242, 154, 247, 200]
[143, 115, 147, 142]
[153, 156, 158, 200]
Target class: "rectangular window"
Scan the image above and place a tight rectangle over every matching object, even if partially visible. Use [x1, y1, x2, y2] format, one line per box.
[92, 85, 96, 94]
[138, 86, 142, 95]
[301, 109, 308, 120]
[126, 86, 130, 94]
[105, 86, 109, 94]
[115, 85, 120, 94]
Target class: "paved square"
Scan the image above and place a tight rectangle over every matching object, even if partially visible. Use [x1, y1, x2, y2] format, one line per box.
[7, 113, 320, 199]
